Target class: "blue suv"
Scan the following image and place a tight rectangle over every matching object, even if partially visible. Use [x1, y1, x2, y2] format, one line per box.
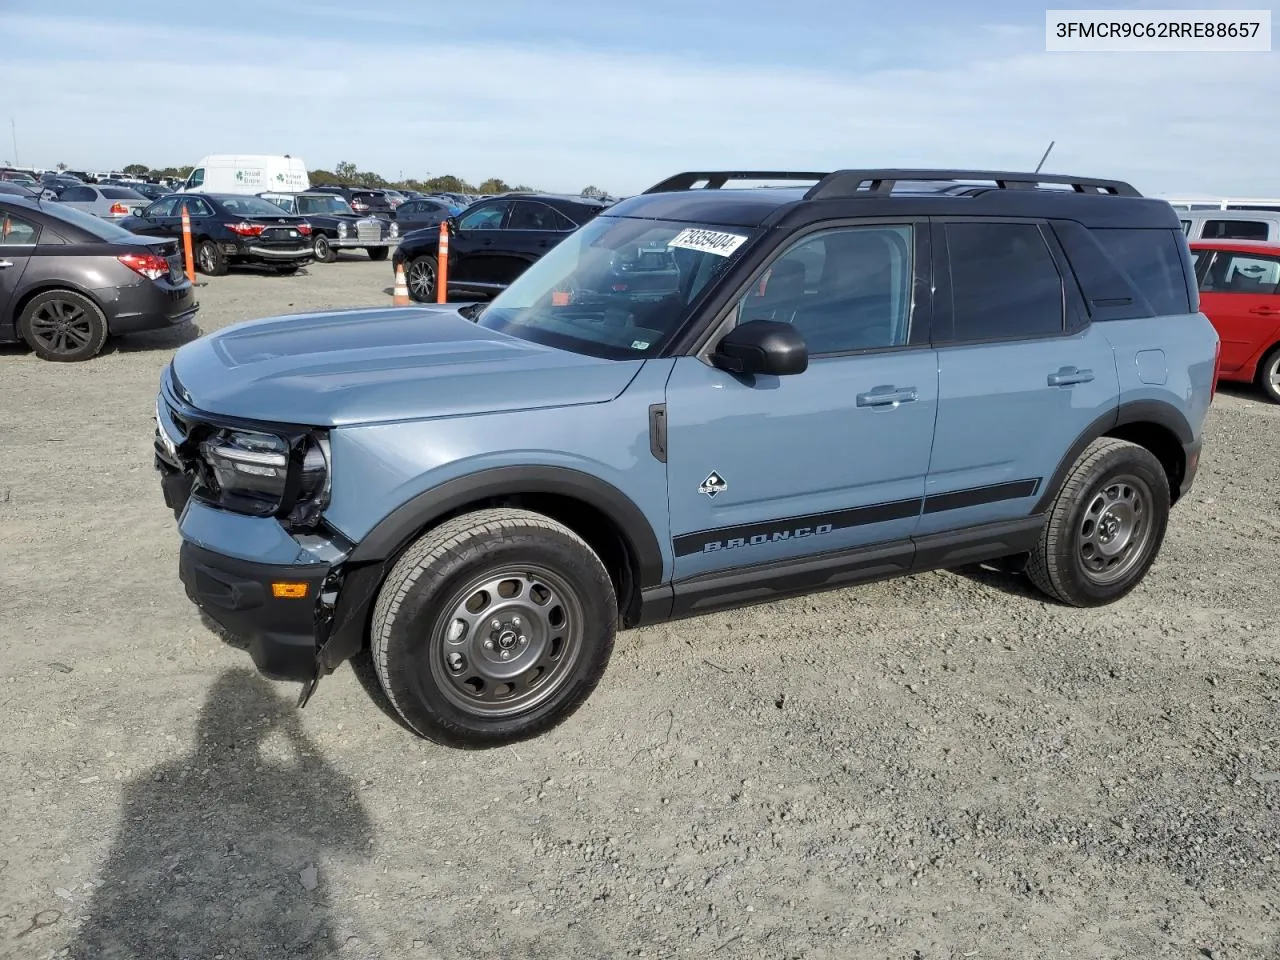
[153, 168, 1220, 748]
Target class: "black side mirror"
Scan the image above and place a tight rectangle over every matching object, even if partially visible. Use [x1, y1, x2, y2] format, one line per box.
[445, 217, 457, 235]
[710, 319, 808, 376]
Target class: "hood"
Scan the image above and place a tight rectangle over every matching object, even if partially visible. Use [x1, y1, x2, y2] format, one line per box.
[169, 305, 644, 427]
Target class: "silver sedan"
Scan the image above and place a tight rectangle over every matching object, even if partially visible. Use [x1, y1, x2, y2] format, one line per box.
[54, 184, 152, 220]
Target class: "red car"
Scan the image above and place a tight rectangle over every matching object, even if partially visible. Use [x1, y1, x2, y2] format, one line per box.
[1190, 238, 1280, 403]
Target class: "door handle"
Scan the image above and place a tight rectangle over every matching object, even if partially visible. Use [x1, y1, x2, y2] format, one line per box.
[856, 386, 918, 407]
[1047, 366, 1094, 387]
[0, 260, 12, 268]
[1248, 306, 1280, 316]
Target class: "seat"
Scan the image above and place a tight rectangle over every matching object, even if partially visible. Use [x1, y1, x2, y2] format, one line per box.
[791, 231, 900, 353]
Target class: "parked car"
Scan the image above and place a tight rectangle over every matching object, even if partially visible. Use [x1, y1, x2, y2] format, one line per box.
[381, 188, 408, 210]
[151, 166, 1218, 748]
[0, 182, 40, 199]
[1189, 238, 1280, 402]
[127, 182, 171, 202]
[257, 190, 399, 262]
[308, 185, 395, 218]
[119, 193, 314, 276]
[392, 196, 460, 234]
[0, 195, 197, 362]
[391, 193, 608, 301]
[0, 169, 39, 186]
[54, 183, 152, 221]
[1179, 209, 1280, 242]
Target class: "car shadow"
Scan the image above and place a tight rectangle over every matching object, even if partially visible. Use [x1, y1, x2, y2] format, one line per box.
[65, 666, 375, 959]
[104, 323, 203, 355]
[1214, 381, 1274, 406]
[945, 558, 1050, 602]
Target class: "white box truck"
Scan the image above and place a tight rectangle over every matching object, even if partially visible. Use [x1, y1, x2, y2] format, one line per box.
[179, 155, 309, 194]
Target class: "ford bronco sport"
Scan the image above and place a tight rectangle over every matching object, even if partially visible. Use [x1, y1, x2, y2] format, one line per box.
[153, 168, 1220, 748]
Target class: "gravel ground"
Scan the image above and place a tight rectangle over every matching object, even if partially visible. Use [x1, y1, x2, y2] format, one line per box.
[1, 256, 1277, 960]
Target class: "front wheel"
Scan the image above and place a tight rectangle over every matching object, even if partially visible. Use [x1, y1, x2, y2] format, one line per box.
[1256, 345, 1280, 404]
[366, 246, 389, 261]
[313, 234, 337, 263]
[406, 256, 436, 302]
[370, 508, 618, 748]
[1026, 438, 1170, 607]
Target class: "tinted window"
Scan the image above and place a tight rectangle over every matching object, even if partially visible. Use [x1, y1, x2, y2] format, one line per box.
[736, 225, 914, 354]
[147, 197, 179, 217]
[216, 196, 291, 217]
[1180, 220, 1191, 235]
[182, 197, 215, 217]
[1090, 228, 1191, 315]
[0, 210, 40, 245]
[945, 222, 1064, 341]
[61, 186, 96, 202]
[101, 187, 146, 200]
[458, 201, 510, 230]
[1202, 219, 1270, 241]
[508, 201, 575, 231]
[1201, 251, 1280, 294]
[261, 195, 297, 214]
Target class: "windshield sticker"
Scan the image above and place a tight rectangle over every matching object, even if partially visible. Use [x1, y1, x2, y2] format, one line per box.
[630, 339, 650, 350]
[668, 228, 748, 257]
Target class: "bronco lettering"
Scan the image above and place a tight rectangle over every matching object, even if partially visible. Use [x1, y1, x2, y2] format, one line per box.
[701, 522, 833, 553]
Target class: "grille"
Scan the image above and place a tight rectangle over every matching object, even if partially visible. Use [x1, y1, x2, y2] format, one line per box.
[356, 220, 382, 242]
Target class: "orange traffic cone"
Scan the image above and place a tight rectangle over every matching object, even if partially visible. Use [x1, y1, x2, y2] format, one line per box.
[392, 262, 411, 306]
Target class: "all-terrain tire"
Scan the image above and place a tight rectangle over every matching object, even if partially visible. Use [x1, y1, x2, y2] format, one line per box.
[1026, 437, 1170, 607]
[370, 508, 617, 748]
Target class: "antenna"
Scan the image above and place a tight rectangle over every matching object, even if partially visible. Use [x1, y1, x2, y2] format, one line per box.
[1034, 140, 1055, 174]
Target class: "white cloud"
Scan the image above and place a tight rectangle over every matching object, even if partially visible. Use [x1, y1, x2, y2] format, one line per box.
[3, 12, 1277, 198]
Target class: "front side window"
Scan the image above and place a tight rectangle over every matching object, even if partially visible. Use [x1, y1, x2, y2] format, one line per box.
[182, 197, 215, 217]
[458, 201, 510, 230]
[476, 216, 759, 359]
[186, 168, 205, 189]
[147, 197, 179, 218]
[0, 211, 39, 245]
[1202, 219, 1270, 241]
[734, 225, 914, 355]
[1202, 252, 1280, 294]
[944, 221, 1065, 342]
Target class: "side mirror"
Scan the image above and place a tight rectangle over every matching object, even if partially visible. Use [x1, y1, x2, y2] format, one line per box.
[710, 319, 808, 376]
[445, 216, 457, 235]
[131, 207, 146, 217]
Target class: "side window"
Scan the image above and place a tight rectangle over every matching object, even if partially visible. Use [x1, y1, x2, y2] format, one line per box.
[735, 225, 915, 355]
[147, 197, 179, 217]
[458, 201, 510, 230]
[62, 186, 95, 202]
[0, 211, 40, 245]
[183, 197, 214, 217]
[186, 168, 205, 189]
[1090, 228, 1191, 315]
[507, 201, 576, 231]
[945, 222, 1064, 342]
[400, 201, 419, 215]
[1202, 252, 1280, 294]
[1202, 219, 1269, 241]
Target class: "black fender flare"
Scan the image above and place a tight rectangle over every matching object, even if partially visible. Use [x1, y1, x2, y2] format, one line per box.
[346, 464, 664, 588]
[1032, 399, 1194, 515]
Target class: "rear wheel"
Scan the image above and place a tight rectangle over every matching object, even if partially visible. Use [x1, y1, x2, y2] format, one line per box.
[1026, 438, 1170, 607]
[1257, 345, 1280, 404]
[196, 239, 227, 276]
[370, 508, 617, 748]
[407, 256, 436, 302]
[312, 234, 337, 263]
[366, 246, 389, 261]
[18, 290, 108, 362]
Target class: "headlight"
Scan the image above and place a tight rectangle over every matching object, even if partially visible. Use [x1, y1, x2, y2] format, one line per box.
[337, 222, 349, 237]
[195, 428, 330, 528]
[390, 222, 399, 237]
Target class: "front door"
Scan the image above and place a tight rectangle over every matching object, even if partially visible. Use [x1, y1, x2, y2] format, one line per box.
[449, 199, 513, 287]
[1196, 247, 1280, 376]
[133, 196, 182, 237]
[664, 221, 938, 581]
[0, 208, 37, 336]
[919, 219, 1120, 536]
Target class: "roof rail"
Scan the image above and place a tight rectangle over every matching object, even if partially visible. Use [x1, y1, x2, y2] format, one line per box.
[803, 169, 1141, 199]
[641, 169, 1142, 198]
[642, 171, 828, 194]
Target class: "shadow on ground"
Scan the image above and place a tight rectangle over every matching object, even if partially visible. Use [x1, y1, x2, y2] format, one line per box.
[66, 667, 375, 959]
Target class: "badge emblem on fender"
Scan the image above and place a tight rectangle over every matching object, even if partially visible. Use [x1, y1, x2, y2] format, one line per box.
[698, 471, 727, 498]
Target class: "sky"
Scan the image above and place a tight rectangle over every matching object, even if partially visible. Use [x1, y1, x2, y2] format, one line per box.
[1, 0, 1277, 198]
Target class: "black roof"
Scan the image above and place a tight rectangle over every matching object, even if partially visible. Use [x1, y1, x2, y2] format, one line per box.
[492, 192, 611, 212]
[605, 169, 1181, 231]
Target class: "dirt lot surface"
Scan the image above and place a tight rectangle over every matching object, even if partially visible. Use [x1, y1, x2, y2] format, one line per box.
[1, 257, 1278, 960]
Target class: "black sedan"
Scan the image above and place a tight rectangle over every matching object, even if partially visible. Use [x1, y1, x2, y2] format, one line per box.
[0, 195, 198, 362]
[119, 193, 315, 276]
[393, 196, 462, 234]
[390, 193, 607, 302]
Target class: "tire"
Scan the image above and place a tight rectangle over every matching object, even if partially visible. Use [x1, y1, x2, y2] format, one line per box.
[406, 256, 436, 303]
[366, 246, 388, 261]
[313, 234, 337, 263]
[195, 239, 227, 276]
[1026, 438, 1170, 607]
[18, 290, 109, 362]
[370, 507, 618, 748]
[1256, 345, 1280, 404]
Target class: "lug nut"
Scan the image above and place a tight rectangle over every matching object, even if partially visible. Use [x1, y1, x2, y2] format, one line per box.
[491, 619, 502, 629]
[484, 639, 494, 649]
[512, 617, 522, 627]
[500, 650, 510, 660]
[518, 635, 527, 645]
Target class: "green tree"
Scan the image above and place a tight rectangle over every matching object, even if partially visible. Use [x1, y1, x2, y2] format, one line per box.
[307, 168, 342, 186]
[422, 175, 472, 193]
[580, 184, 607, 200]
[123, 163, 150, 176]
[56, 161, 67, 171]
[334, 160, 358, 182]
[477, 177, 512, 194]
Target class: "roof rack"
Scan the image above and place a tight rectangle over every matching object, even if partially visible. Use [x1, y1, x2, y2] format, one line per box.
[642, 169, 1142, 199]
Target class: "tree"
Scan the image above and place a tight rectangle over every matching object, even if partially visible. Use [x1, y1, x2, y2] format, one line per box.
[123, 163, 149, 176]
[56, 161, 67, 171]
[580, 184, 607, 200]
[334, 160, 358, 182]
[477, 178, 512, 194]
[422, 175, 471, 193]
[307, 168, 342, 186]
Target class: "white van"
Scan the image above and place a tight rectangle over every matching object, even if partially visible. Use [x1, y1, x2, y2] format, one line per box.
[180, 155, 309, 194]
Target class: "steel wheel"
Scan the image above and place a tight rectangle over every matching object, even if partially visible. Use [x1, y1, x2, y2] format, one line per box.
[1076, 473, 1153, 585]
[408, 258, 435, 301]
[27, 299, 95, 356]
[428, 565, 584, 718]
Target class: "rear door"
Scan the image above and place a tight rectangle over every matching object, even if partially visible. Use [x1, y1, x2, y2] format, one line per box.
[485, 200, 573, 284]
[0, 208, 39, 336]
[920, 218, 1119, 535]
[1197, 247, 1280, 375]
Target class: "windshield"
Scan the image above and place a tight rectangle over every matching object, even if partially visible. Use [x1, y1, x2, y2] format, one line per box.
[297, 194, 354, 216]
[219, 195, 302, 217]
[476, 216, 758, 359]
[40, 200, 140, 241]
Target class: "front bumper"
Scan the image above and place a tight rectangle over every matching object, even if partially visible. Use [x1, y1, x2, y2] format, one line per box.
[332, 236, 400, 248]
[179, 540, 330, 681]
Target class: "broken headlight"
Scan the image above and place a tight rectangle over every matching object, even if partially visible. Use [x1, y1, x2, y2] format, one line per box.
[196, 428, 330, 528]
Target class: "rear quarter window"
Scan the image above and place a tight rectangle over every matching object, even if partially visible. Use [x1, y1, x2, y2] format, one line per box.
[1202, 219, 1270, 241]
[1088, 228, 1192, 315]
[101, 187, 146, 200]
